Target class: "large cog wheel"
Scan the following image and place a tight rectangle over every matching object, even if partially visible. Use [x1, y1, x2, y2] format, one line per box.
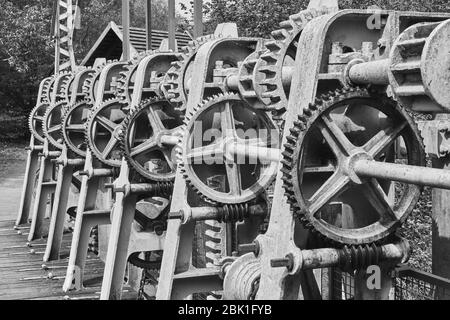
[180, 93, 280, 204]
[282, 87, 426, 246]
[256, 9, 324, 112]
[85, 98, 129, 167]
[42, 100, 67, 149]
[62, 99, 92, 157]
[120, 98, 183, 181]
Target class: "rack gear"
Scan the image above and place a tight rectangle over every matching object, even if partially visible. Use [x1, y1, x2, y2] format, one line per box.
[41, 77, 56, 104]
[282, 87, 426, 245]
[255, 9, 324, 113]
[28, 103, 49, 143]
[163, 35, 217, 111]
[120, 98, 183, 181]
[85, 98, 129, 167]
[82, 63, 107, 103]
[115, 57, 145, 104]
[179, 92, 280, 204]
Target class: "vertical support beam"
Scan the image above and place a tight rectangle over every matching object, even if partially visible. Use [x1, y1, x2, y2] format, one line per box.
[432, 114, 450, 280]
[146, 0, 152, 50]
[168, 0, 176, 51]
[16, 136, 41, 226]
[193, 0, 203, 38]
[28, 157, 55, 241]
[100, 192, 137, 300]
[122, 0, 131, 61]
[54, 2, 61, 74]
[43, 163, 75, 262]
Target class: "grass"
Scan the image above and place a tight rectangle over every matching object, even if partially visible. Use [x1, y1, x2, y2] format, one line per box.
[0, 140, 28, 177]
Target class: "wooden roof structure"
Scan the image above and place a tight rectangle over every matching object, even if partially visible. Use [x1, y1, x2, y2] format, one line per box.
[81, 21, 192, 66]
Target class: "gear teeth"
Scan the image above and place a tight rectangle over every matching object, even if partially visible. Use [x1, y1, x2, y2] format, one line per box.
[42, 100, 67, 149]
[61, 99, 92, 157]
[254, 8, 329, 118]
[85, 97, 126, 167]
[160, 35, 220, 112]
[282, 87, 425, 246]
[28, 103, 49, 143]
[119, 97, 182, 181]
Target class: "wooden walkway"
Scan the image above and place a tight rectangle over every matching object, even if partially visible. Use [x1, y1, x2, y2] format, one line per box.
[0, 220, 137, 300]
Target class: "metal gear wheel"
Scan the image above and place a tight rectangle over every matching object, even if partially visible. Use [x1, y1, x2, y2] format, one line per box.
[282, 87, 426, 245]
[120, 98, 184, 181]
[179, 93, 280, 204]
[61, 99, 92, 157]
[85, 98, 129, 167]
[42, 100, 68, 149]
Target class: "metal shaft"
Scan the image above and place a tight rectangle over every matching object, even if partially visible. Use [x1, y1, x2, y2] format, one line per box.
[354, 159, 450, 190]
[229, 143, 281, 163]
[160, 135, 179, 145]
[301, 240, 408, 270]
[347, 59, 390, 86]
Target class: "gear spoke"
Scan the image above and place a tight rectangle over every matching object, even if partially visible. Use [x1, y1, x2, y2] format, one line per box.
[362, 178, 398, 222]
[162, 149, 176, 170]
[130, 139, 158, 157]
[363, 122, 407, 158]
[307, 172, 350, 216]
[48, 125, 62, 133]
[221, 102, 236, 138]
[318, 113, 355, 158]
[66, 124, 85, 132]
[102, 138, 118, 158]
[96, 115, 118, 132]
[186, 144, 223, 164]
[225, 162, 242, 196]
[147, 108, 165, 132]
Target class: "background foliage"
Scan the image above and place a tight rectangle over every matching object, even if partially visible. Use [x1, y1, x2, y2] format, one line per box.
[1, 0, 449, 141]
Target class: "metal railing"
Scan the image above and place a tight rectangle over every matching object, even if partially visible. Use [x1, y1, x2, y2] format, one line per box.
[327, 265, 450, 300]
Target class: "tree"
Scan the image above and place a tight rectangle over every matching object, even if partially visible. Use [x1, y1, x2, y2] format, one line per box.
[198, 0, 450, 38]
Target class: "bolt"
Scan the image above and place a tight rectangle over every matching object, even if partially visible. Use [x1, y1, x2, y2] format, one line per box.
[42, 264, 48, 270]
[13, 226, 19, 230]
[17, 230, 22, 235]
[168, 210, 184, 220]
[238, 242, 260, 256]
[63, 295, 71, 300]
[26, 242, 32, 248]
[270, 254, 294, 271]
[30, 249, 36, 255]
[47, 272, 54, 279]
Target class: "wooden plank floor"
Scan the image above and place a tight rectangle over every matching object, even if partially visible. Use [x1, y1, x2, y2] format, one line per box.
[0, 220, 137, 300]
